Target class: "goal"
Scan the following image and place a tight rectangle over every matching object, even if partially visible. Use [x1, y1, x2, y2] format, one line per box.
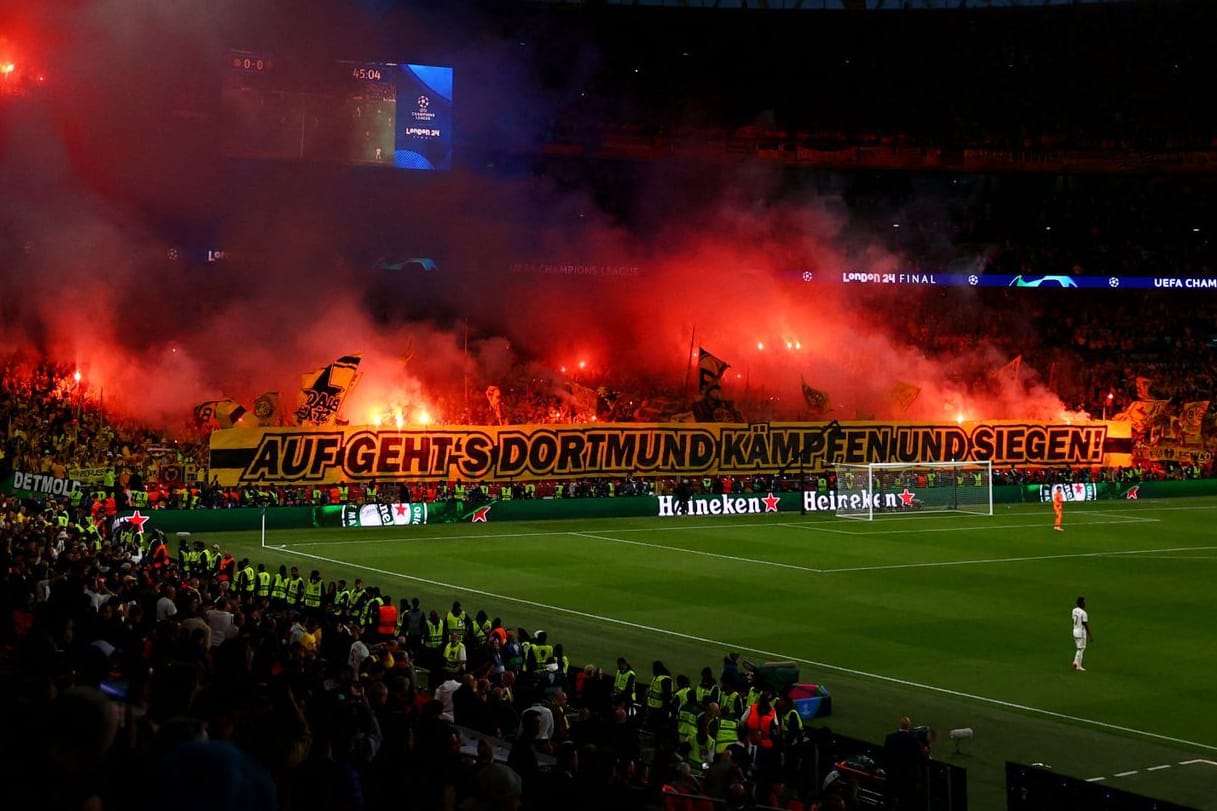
[833, 461, 993, 520]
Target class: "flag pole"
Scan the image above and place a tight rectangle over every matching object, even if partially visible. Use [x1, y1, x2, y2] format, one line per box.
[684, 325, 697, 398]
[260, 504, 267, 549]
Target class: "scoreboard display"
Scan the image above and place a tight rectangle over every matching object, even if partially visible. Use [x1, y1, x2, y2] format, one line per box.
[222, 50, 453, 171]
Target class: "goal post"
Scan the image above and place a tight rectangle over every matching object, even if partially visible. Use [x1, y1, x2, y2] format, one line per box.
[833, 461, 993, 520]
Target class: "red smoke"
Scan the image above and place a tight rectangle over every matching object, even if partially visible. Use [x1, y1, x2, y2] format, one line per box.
[0, 1, 1080, 432]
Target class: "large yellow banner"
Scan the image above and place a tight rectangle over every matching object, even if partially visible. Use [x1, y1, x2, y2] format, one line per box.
[208, 421, 1131, 486]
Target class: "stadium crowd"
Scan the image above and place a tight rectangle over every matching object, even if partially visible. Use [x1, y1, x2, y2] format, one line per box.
[0, 332, 1207, 811]
[0, 491, 863, 811]
[4, 2, 1217, 810]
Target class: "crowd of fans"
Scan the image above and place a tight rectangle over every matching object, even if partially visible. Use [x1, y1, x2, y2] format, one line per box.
[0, 340, 1208, 811]
[1, 491, 874, 811]
[2, 341, 1213, 524]
[6, 3, 1217, 809]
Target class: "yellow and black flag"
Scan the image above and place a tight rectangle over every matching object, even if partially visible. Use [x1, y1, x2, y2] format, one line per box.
[194, 399, 247, 430]
[295, 355, 363, 426]
[1135, 376, 1154, 401]
[697, 347, 730, 400]
[998, 355, 1023, 383]
[888, 381, 921, 415]
[253, 392, 280, 427]
[800, 377, 831, 418]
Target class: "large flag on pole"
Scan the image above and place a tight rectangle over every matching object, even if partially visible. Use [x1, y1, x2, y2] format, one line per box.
[253, 392, 280, 427]
[194, 399, 247, 430]
[998, 355, 1022, 383]
[1135, 376, 1154, 401]
[888, 381, 921, 415]
[295, 355, 363, 426]
[1180, 400, 1210, 446]
[697, 348, 730, 400]
[800, 376, 831, 418]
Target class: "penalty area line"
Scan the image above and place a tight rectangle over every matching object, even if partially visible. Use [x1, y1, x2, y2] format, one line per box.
[785, 515, 1161, 537]
[819, 544, 1217, 574]
[282, 545, 1217, 756]
[569, 531, 824, 573]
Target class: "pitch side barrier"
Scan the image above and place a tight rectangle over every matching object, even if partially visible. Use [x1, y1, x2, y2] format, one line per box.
[102, 479, 1217, 534]
[1028, 479, 1217, 502]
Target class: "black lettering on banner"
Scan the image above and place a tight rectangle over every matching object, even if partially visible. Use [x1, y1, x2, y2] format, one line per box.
[945, 428, 969, 462]
[720, 429, 749, 467]
[605, 432, 636, 470]
[225, 422, 1122, 485]
[557, 432, 586, 473]
[769, 430, 800, 468]
[746, 425, 771, 467]
[971, 425, 995, 461]
[345, 432, 378, 475]
[282, 436, 313, 478]
[529, 431, 559, 474]
[247, 436, 282, 480]
[377, 435, 404, 472]
[689, 432, 717, 470]
[1026, 426, 1047, 459]
[498, 433, 530, 477]
[311, 436, 342, 477]
[636, 432, 661, 469]
[460, 433, 494, 478]
[662, 432, 687, 469]
[398, 435, 431, 474]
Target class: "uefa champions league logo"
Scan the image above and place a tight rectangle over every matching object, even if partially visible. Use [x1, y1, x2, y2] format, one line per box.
[412, 95, 435, 122]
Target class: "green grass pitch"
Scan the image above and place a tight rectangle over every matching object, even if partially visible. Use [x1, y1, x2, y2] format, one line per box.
[211, 496, 1217, 810]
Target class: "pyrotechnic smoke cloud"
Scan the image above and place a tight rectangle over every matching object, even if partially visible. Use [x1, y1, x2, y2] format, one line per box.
[0, 0, 1078, 430]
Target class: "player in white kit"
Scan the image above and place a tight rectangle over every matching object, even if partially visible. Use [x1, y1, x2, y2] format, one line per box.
[1071, 596, 1092, 671]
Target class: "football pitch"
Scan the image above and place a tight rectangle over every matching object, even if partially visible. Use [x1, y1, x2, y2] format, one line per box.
[215, 496, 1217, 809]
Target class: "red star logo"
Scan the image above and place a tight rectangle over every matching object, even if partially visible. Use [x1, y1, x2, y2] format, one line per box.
[1126, 485, 1139, 500]
[898, 488, 916, 507]
[471, 505, 492, 523]
[762, 492, 780, 512]
[125, 510, 150, 533]
[395, 504, 408, 517]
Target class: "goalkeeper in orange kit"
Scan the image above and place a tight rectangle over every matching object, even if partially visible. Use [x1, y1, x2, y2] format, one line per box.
[1052, 487, 1064, 532]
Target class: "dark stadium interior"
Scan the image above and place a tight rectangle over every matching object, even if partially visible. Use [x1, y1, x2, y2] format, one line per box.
[2, 1, 1216, 810]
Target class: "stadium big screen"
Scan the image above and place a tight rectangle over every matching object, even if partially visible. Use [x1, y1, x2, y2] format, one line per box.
[222, 50, 453, 171]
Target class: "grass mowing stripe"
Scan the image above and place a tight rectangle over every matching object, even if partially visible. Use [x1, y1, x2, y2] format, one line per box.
[819, 545, 1217, 573]
[569, 531, 824, 573]
[789, 515, 1160, 537]
[281, 545, 1217, 757]
[568, 531, 1217, 577]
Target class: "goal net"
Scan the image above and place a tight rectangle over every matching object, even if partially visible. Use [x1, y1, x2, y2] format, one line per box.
[833, 461, 993, 520]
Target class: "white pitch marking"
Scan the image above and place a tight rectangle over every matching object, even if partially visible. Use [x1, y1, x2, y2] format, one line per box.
[819, 546, 1217, 574]
[1113, 770, 1140, 777]
[1147, 764, 1173, 771]
[285, 527, 1217, 579]
[568, 532, 824, 573]
[565, 532, 1217, 577]
[1129, 555, 1217, 561]
[273, 545, 1217, 755]
[1086, 511, 1158, 523]
[1085, 777, 1106, 782]
[791, 515, 1160, 537]
[1180, 759, 1217, 766]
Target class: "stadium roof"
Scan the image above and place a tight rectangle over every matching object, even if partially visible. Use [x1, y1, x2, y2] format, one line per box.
[524, 0, 1132, 9]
